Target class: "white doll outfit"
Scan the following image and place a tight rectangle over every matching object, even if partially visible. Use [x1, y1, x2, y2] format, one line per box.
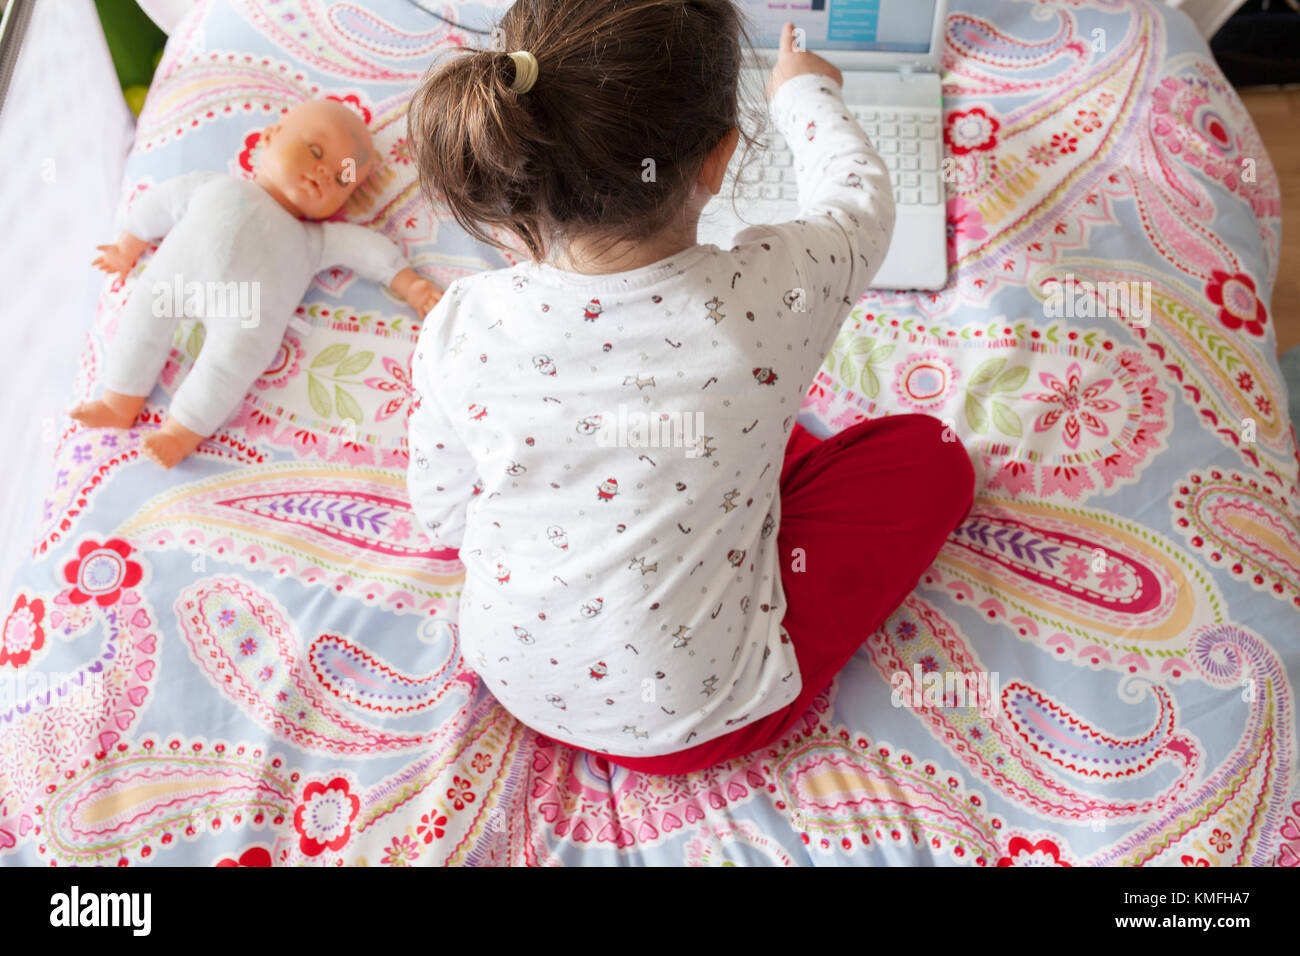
[406, 74, 894, 757]
[104, 171, 408, 436]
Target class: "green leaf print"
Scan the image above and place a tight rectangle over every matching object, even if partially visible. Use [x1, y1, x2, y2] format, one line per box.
[306, 373, 332, 418]
[965, 392, 990, 434]
[861, 364, 880, 399]
[335, 386, 363, 427]
[861, 344, 894, 398]
[990, 400, 1022, 438]
[967, 357, 1006, 389]
[839, 336, 873, 381]
[992, 365, 1029, 394]
[964, 358, 1028, 439]
[184, 321, 206, 359]
[310, 343, 350, 369]
[335, 350, 374, 378]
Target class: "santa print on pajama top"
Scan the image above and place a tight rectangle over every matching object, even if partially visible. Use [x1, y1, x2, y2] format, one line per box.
[406, 73, 895, 757]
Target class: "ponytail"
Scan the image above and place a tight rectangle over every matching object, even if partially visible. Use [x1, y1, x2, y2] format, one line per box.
[407, 0, 764, 263]
[408, 44, 553, 260]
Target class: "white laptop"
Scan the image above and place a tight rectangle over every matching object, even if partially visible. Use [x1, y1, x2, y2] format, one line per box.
[699, 0, 949, 291]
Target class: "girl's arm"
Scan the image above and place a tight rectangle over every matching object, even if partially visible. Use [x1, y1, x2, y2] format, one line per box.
[406, 303, 477, 550]
[734, 25, 895, 344]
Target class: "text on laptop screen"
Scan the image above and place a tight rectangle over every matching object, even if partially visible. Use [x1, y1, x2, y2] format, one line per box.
[741, 0, 937, 54]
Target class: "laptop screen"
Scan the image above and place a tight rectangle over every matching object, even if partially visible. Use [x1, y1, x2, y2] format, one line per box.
[740, 0, 938, 54]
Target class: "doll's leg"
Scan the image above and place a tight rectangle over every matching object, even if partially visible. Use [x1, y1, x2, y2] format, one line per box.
[71, 278, 179, 428]
[141, 316, 285, 468]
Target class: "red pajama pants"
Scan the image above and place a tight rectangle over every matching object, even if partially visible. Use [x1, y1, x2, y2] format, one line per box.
[562, 413, 977, 776]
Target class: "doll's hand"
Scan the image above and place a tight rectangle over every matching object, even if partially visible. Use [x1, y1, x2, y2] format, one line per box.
[406, 278, 444, 316]
[391, 267, 444, 317]
[92, 232, 149, 282]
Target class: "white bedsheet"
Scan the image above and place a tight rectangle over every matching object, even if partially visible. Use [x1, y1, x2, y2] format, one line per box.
[0, 0, 134, 592]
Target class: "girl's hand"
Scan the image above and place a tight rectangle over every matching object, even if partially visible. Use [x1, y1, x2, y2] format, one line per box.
[766, 21, 844, 100]
[92, 232, 147, 281]
[391, 267, 444, 316]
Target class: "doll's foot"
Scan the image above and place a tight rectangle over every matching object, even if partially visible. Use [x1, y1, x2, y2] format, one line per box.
[70, 393, 146, 429]
[142, 416, 204, 469]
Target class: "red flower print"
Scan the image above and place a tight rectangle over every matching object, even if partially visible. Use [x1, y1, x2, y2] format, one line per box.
[1206, 270, 1268, 337]
[216, 846, 273, 867]
[1210, 828, 1232, 853]
[388, 137, 412, 166]
[944, 107, 1000, 155]
[1181, 854, 1210, 867]
[1236, 371, 1254, 392]
[0, 593, 46, 668]
[324, 93, 372, 125]
[237, 130, 262, 175]
[1051, 133, 1078, 154]
[446, 775, 476, 811]
[417, 811, 447, 844]
[1027, 143, 1058, 166]
[996, 836, 1072, 867]
[1073, 109, 1102, 133]
[293, 777, 360, 857]
[471, 752, 492, 773]
[62, 538, 143, 607]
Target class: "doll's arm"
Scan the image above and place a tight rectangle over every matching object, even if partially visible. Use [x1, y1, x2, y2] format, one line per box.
[318, 222, 444, 316]
[390, 267, 443, 316]
[94, 171, 217, 281]
[92, 232, 151, 282]
[123, 170, 218, 240]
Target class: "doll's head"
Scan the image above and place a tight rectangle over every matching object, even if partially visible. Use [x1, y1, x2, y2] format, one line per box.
[255, 99, 375, 220]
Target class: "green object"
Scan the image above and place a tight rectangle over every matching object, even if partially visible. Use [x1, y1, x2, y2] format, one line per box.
[123, 84, 149, 116]
[94, 0, 166, 91]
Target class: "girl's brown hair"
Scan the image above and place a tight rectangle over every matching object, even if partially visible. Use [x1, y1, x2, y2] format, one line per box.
[407, 0, 764, 262]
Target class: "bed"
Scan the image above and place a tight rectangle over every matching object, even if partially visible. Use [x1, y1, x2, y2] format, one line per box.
[1, 0, 1296, 867]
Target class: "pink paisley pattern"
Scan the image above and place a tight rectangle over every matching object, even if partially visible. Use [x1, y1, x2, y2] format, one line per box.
[174, 577, 467, 755]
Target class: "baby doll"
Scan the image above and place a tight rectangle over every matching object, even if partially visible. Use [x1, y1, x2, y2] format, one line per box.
[72, 98, 442, 468]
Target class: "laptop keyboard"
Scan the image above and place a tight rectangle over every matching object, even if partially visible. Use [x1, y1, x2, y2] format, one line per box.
[732, 106, 945, 207]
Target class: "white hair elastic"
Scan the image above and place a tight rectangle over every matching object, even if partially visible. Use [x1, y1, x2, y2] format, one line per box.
[507, 50, 539, 93]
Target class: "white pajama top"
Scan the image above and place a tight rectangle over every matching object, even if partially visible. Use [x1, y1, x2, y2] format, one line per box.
[407, 74, 895, 757]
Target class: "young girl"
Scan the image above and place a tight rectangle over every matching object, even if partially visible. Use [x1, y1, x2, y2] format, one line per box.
[404, 0, 975, 775]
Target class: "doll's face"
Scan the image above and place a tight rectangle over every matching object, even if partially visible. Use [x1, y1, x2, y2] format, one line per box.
[256, 100, 374, 219]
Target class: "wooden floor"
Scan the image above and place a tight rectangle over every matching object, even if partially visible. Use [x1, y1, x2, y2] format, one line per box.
[1238, 89, 1300, 355]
